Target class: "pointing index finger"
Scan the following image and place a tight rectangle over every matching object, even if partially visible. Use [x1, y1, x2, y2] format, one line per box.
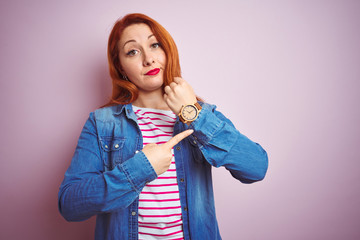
[163, 129, 194, 149]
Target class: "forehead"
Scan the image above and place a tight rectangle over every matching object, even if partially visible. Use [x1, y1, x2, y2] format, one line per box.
[119, 23, 154, 45]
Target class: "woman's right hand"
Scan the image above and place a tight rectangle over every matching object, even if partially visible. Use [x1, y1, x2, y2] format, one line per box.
[142, 129, 193, 175]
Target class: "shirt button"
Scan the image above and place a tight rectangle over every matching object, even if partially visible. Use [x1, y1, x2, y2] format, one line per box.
[180, 178, 184, 182]
[127, 109, 131, 114]
[114, 144, 119, 148]
[104, 145, 109, 149]
[194, 136, 197, 140]
[135, 150, 139, 154]
[193, 140, 197, 144]
[184, 206, 188, 211]
[131, 211, 136, 216]
[176, 146, 181, 150]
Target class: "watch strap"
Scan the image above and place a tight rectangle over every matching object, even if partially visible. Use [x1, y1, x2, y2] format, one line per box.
[194, 102, 202, 111]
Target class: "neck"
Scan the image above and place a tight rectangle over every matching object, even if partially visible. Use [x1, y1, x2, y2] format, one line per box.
[132, 88, 170, 110]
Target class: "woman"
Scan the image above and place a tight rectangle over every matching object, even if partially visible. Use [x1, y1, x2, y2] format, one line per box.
[58, 13, 268, 240]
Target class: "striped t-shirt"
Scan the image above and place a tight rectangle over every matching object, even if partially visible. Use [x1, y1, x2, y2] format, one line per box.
[133, 106, 184, 240]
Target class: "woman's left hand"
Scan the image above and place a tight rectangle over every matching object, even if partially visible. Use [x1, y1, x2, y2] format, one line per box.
[164, 77, 197, 115]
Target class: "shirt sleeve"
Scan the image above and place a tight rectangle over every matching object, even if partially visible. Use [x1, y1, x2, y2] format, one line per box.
[58, 112, 157, 222]
[188, 103, 268, 183]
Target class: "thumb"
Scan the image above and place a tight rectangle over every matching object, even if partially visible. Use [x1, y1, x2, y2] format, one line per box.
[163, 129, 194, 149]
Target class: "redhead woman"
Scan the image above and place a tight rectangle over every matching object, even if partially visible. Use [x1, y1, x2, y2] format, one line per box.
[58, 13, 268, 240]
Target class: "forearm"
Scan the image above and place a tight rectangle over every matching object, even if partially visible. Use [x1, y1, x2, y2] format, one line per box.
[188, 103, 268, 183]
[59, 151, 157, 221]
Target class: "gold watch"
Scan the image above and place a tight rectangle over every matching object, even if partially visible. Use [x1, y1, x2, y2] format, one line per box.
[178, 102, 202, 124]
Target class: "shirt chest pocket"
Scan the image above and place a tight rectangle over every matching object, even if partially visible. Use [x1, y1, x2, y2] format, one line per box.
[99, 137, 126, 171]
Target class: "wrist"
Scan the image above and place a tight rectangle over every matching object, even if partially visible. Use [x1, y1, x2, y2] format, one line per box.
[178, 102, 202, 124]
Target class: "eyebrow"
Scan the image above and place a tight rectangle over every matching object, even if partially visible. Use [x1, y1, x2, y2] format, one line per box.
[123, 34, 155, 49]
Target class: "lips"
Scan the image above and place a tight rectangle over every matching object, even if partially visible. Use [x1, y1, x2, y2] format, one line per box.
[145, 68, 160, 76]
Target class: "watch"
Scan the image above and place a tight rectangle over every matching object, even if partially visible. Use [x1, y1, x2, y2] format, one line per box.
[178, 102, 202, 124]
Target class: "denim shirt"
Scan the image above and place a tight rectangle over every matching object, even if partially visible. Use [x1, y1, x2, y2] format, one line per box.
[58, 102, 268, 240]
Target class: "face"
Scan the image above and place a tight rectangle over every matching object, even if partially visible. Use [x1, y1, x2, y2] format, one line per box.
[118, 23, 166, 93]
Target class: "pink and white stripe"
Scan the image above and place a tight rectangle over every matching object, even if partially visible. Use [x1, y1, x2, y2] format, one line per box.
[133, 106, 184, 240]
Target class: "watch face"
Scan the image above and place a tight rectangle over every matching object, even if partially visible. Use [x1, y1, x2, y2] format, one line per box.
[182, 105, 198, 121]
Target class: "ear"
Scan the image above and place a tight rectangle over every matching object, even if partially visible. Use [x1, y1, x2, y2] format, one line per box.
[118, 69, 128, 80]
[117, 64, 127, 79]
[120, 71, 127, 80]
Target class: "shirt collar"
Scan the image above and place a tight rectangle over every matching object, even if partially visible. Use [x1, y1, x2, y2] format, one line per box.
[113, 103, 137, 121]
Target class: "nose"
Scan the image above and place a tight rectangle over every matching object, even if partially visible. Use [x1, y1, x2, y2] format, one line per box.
[143, 50, 155, 66]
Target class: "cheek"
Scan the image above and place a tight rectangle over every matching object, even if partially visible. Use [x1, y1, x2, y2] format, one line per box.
[158, 51, 167, 66]
[121, 59, 140, 75]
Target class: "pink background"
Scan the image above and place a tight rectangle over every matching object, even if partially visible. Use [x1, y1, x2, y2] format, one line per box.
[1, 0, 359, 239]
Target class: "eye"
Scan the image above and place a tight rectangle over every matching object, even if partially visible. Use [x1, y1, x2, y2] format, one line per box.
[151, 42, 161, 49]
[126, 49, 138, 56]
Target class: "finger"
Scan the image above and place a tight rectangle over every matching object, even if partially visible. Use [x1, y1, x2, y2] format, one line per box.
[163, 93, 174, 105]
[169, 82, 177, 90]
[143, 143, 157, 149]
[164, 85, 172, 94]
[164, 92, 174, 103]
[173, 77, 184, 84]
[163, 129, 194, 149]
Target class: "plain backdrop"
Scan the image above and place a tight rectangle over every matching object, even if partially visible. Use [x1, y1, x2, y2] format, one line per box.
[1, 0, 359, 239]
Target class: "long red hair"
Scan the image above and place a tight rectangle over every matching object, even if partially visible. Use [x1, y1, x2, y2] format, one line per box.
[102, 13, 181, 107]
